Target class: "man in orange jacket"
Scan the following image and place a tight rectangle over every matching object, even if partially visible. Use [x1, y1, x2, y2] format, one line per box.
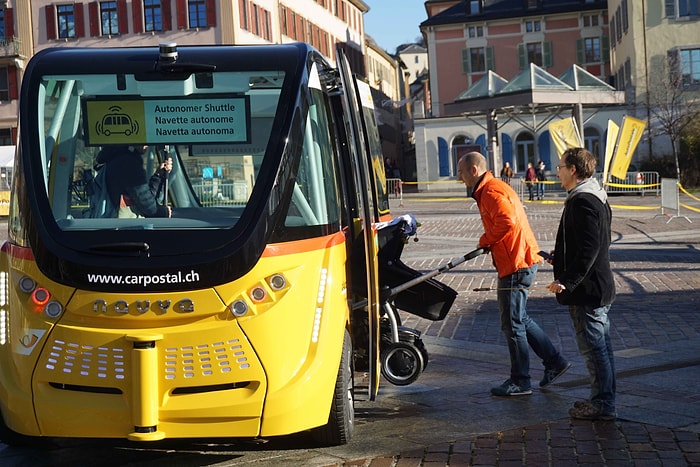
[457, 152, 570, 396]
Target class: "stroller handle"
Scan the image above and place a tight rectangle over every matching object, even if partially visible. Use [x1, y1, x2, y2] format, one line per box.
[387, 247, 487, 298]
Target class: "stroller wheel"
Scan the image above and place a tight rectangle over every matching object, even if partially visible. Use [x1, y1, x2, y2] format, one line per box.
[380, 342, 425, 386]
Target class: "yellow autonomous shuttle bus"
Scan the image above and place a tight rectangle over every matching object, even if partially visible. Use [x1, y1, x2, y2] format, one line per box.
[0, 42, 453, 446]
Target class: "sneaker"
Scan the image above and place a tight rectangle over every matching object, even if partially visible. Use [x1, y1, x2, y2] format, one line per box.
[540, 362, 572, 387]
[491, 379, 532, 396]
[569, 401, 616, 420]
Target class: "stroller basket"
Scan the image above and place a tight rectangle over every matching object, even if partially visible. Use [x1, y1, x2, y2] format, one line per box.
[376, 220, 457, 321]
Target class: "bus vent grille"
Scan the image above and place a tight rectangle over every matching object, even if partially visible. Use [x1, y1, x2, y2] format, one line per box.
[163, 339, 249, 380]
[45, 340, 126, 380]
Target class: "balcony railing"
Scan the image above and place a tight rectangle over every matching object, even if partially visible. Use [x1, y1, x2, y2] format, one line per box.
[0, 37, 21, 58]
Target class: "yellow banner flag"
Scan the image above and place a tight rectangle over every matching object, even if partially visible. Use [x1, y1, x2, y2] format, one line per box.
[548, 117, 583, 157]
[603, 119, 619, 184]
[610, 116, 646, 180]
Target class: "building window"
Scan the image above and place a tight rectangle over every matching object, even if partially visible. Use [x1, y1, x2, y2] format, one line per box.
[527, 43, 542, 65]
[144, 0, 162, 32]
[188, 0, 207, 28]
[515, 132, 535, 171]
[468, 26, 483, 37]
[525, 0, 539, 8]
[470, 48, 486, 73]
[0, 67, 8, 101]
[621, 0, 629, 31]
[666, 0, 699, 17]
[525, 20, 541, 32]
[462, 47, 493, 73]
[584, 127, 601, 161]
[518, 42, 551, 68]
[583, 37, 601, 63]
[610, 15, 617, 47]
[0, 9, 5, 39]
[583, 14, 599, 27]
[100, 1, 119, 35]
[680, 48, 700, 86]
[468, 1, 481, 15]
[57, 4, 77, 38]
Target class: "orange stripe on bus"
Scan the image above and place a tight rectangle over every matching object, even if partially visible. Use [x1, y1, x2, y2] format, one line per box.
[261, 231, 346, 257]
[1, 242, 35, 260]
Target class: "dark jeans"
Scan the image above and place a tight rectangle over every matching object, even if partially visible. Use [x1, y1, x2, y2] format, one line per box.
[527, 182, 535, 200]
[497, 264, 566, 388]
[569, 304, 616, 414]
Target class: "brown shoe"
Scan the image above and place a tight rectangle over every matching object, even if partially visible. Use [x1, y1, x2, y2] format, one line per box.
[569, 401, 616, 420]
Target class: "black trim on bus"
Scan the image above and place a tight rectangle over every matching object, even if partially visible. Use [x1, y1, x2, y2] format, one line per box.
[17, 44, 341, 293]
[48, 382, 123, 395]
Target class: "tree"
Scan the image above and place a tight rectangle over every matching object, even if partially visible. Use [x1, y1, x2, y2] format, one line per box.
[647, 53, 700, 181]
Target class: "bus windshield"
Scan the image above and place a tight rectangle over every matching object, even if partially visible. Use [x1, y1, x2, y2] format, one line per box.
[37, 69, 286, 230]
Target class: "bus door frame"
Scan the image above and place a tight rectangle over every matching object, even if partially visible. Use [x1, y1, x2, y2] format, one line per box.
[335, 48, 381, 400]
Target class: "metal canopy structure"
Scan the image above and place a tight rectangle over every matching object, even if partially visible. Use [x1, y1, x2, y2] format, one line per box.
[443, 64, 626, 169]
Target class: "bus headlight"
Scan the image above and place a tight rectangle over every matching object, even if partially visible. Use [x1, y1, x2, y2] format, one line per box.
[267, 273, 286, 291]
[44, 300, 64, 318]
[230, 299, 248, 317]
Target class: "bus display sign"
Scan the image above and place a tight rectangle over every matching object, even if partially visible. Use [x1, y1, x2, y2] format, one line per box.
[84, 96, 251, 146]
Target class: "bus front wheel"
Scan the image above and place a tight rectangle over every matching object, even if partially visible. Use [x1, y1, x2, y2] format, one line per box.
[311, 329, 354, 446]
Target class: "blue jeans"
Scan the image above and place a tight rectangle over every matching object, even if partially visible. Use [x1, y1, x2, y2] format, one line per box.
[497, 264, 565, 388]
[569, 304, 616, 414]
[537, 182, 545, 199]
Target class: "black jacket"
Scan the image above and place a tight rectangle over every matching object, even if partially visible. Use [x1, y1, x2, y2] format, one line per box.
[97, 146, 169, 218]
[553, 190, 615, 306]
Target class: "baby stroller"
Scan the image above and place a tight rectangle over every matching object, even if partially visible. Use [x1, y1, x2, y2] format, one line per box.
[373, 215, 485, 386]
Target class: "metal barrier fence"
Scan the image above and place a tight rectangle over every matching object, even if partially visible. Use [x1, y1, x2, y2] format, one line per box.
[386, 178, 403, 206]
[398, 171, 660, 202]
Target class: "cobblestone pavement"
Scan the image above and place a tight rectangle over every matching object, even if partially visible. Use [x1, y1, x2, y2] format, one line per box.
[1, 193, 700, 466]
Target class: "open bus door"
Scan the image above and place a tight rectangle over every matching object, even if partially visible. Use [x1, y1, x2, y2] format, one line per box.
[335, 49, 382, 400]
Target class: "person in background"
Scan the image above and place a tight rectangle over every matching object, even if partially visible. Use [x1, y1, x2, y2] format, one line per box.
[525, 162, 536, 201]
[500, 161, 514, 185]
[97, 144, 172, 218]
[536, 160, 547, 200]
[457, 151, 570, 397]
[546, 147, 616, 420]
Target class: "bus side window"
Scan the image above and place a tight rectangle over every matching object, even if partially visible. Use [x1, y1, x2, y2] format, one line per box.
[285, 88, 341, 229]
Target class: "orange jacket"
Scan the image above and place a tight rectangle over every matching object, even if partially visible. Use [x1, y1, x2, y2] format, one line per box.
[472, 171, 541, 278]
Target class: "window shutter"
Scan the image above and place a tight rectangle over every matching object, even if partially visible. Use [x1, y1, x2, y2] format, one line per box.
[485, 46, 494, 71]
[75, 3, 85, 37]
[176, 0, 186, 29]
[664, 0, 675, 17]
[133, 0, 143, 33]
[543, 41, 552, 68]
[207, 0, 217, 27]
[8, 65, 17, 100]
[576, 39, 584, 63]
[89, 2, 99, 36]
[4, 8, 13, 38]
[462, 48, 470, 73]
[239, 0, 246, 29]
[46, 5, 57, 40]
[602, 36, 610, 63]
[163, 0, 172, 31]
[11, 127, 17, 145]
[517, 43, 526, 69]
[118, 0, 128, 33]
[667, 49, 680, 85]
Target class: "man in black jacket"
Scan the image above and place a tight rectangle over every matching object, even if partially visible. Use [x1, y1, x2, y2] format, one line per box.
[546, 147, 616, 420]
